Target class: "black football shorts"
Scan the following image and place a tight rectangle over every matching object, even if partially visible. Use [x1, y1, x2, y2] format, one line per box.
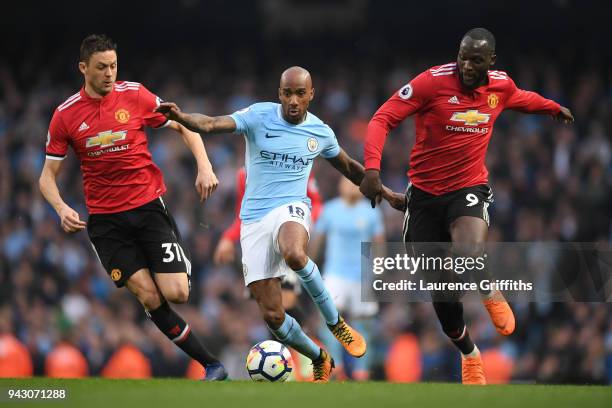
[87, 197, 191, 287]
[403, 183, 493, 243]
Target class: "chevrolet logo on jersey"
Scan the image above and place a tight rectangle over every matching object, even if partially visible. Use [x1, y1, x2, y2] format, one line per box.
[450, 110, 491, 126]
[86, 130, 127, 148]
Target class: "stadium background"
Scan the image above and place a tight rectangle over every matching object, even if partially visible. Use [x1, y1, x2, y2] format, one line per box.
[0, 0, 610, 383]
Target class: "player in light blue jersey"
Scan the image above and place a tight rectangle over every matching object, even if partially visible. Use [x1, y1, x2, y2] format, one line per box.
[311, 177, 385, 380]
[157, 66, 405, 382]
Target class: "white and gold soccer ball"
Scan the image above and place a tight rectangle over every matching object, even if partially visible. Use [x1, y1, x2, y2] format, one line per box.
[246, 340, 293, 382]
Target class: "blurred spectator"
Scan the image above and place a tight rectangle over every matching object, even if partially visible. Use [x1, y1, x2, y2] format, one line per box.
[385, 333, 422, 383]
[45, 341, 89, 378]
[101, 344, 152, 379]
[481, 348, 513, 384]
[0, 334, 33, 377]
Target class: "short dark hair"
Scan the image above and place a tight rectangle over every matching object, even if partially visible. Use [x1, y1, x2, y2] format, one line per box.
[79, 34, 117, 63]
[462, 28, 496, 51]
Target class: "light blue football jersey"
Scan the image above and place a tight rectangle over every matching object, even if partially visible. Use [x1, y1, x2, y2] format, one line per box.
[315, 198, 384, 281]
[230, 102, 340, 222]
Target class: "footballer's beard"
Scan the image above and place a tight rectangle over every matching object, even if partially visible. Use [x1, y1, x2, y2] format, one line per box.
[95, 79, 114, 96]
[284, 106, 306, 124]
[460, 71, 487, 89]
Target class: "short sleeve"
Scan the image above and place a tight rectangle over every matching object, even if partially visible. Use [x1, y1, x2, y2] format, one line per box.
[320, 127, 340, 159]
[138, 85, 169, 128]
[45, 110, 69, 160]
[230, 106, 258, 136]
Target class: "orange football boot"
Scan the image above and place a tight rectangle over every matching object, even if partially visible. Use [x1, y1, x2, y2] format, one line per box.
[328, 316, 367, 358]
[462, 352, 486, 385]
[312, 349, 334, 383]
[482, 290, 516, 336]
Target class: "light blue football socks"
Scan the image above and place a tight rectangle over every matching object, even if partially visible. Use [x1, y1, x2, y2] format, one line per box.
[270, 313, 320, 360]
[294, 258, 340, 326]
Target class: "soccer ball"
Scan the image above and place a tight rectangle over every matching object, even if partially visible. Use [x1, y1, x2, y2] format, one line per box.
[246, 340, 293, 382]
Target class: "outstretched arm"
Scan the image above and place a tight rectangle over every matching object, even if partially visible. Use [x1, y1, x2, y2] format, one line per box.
[359, 169, 407, 211]
[156, 102, 237, 134]
[505, 81, 574, 124]
[325, 148, 365, 186]
[326, 149, 406, 210]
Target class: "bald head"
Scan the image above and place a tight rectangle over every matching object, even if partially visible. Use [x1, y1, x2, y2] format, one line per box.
[278, 66, 315, 124]
[280, 66, 312, 88]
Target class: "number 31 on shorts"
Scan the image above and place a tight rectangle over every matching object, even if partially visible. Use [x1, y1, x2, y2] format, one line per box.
[161, 243, 184, 263]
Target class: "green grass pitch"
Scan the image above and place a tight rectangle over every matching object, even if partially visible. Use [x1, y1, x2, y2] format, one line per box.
[1, 378, 610, 408]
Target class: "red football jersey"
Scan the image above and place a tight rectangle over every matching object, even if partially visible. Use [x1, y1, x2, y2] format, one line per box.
[46, 81, 169, 214]
[364, 63, 561, 195]
[221, 167, 322, 242]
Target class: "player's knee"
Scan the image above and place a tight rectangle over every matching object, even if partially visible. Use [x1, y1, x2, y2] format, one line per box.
[442, 326, 465, 339]
[282, 247, 308, 270]
[137, 288, 163, 310]
[166, 290, 190, 304]
[161, 284, 190, 304]
[262, 308, 285, 329]
[126, 271, 163, 310]
[451, 240, 485, 258]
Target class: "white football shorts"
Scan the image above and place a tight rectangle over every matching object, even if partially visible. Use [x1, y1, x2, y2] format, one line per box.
[240, 201, 311, 287]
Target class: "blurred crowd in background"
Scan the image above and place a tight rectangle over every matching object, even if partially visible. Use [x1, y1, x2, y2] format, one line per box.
[1, 0, 611, 384]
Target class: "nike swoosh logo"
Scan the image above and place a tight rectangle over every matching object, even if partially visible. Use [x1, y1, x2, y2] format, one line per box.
[265, 133, 281, 138]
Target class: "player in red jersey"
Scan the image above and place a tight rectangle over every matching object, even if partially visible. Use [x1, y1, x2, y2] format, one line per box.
[360, 28, 574, 384]
[38, 34, 227, 380]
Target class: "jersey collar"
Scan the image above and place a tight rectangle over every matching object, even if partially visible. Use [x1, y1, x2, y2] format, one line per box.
[455, 71, 490, 95]
[79, 84, 116, 103]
